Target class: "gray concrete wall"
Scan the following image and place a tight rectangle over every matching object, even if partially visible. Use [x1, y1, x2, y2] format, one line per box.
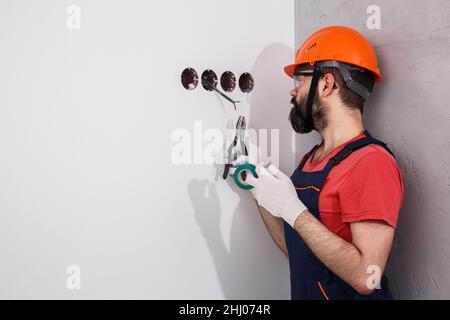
[294, 0, 450, 299]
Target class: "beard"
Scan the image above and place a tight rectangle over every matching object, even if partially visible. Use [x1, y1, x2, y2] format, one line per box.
[289, 91, 327, 134]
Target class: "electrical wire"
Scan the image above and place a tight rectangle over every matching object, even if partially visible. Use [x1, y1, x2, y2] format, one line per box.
[202, 80, 240, 110]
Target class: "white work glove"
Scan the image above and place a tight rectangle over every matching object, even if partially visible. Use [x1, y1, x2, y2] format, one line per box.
[244, 161, 308, 228]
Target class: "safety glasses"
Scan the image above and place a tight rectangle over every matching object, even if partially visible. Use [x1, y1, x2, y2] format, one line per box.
[293, 71, 323, 90]
[295, 72, 340, 93]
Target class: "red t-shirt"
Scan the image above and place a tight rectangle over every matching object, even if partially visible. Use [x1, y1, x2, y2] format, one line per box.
[299, 132, 404, 242]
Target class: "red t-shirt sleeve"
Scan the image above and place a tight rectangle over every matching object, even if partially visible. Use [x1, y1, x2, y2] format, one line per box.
[337, 150, 404, 228]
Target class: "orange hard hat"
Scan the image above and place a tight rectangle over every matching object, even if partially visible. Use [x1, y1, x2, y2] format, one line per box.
[284, 26, 382, 82]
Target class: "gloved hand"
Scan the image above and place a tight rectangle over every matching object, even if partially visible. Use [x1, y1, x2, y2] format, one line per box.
[244, 162, 308, 228]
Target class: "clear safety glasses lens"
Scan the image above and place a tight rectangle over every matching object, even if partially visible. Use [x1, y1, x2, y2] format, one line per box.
[293, 71, 317, 89]
[293, 74, 306, 89]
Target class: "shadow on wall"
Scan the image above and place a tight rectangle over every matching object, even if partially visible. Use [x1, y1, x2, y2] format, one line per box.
[247, 45, 319, 172]
[186, 43, 294, 299]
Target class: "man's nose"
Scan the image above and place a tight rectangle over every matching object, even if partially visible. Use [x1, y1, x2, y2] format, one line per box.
[290, 87, 298, 97]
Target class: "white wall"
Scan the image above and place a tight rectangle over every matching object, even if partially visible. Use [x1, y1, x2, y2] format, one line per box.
[0, 0, 295, 298]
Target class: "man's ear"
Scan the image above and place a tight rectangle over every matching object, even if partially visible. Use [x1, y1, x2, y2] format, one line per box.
[322, 73, 337, 95]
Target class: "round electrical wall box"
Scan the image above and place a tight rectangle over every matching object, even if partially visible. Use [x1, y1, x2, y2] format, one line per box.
[239, 72, 255, 93]
[201, 69, 218, 91]
[181, 67, 199, 90]
[220, 71, 236, 92]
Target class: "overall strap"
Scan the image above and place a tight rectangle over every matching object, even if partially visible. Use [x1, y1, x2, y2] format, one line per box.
[331, 130, 395, 165]
[309, 130, 395, 190]
[297, 144, 320, 171]
[296, 130, 394, 174]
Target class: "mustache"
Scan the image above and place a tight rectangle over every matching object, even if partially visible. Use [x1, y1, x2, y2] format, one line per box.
[290, 96, 298, 106]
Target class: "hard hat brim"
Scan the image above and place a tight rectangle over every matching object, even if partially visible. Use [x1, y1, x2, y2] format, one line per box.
[283, 63, 298, 79]
[284, 61, 382, 82]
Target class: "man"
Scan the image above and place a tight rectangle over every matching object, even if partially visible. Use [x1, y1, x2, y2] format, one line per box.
[240, 26, 404, 299]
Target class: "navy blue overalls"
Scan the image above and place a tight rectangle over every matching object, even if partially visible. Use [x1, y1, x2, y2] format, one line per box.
[284, 130, 394, 300]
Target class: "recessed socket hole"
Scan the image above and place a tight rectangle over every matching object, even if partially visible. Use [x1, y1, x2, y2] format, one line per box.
[239, 72, 254, 93]
[181, 67, 199, 90]
[201, 69, 218, 91]
[220, 71, 236, 92]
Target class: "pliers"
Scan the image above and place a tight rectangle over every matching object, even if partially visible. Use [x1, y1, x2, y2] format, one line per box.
[223, 115, 248, 179]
